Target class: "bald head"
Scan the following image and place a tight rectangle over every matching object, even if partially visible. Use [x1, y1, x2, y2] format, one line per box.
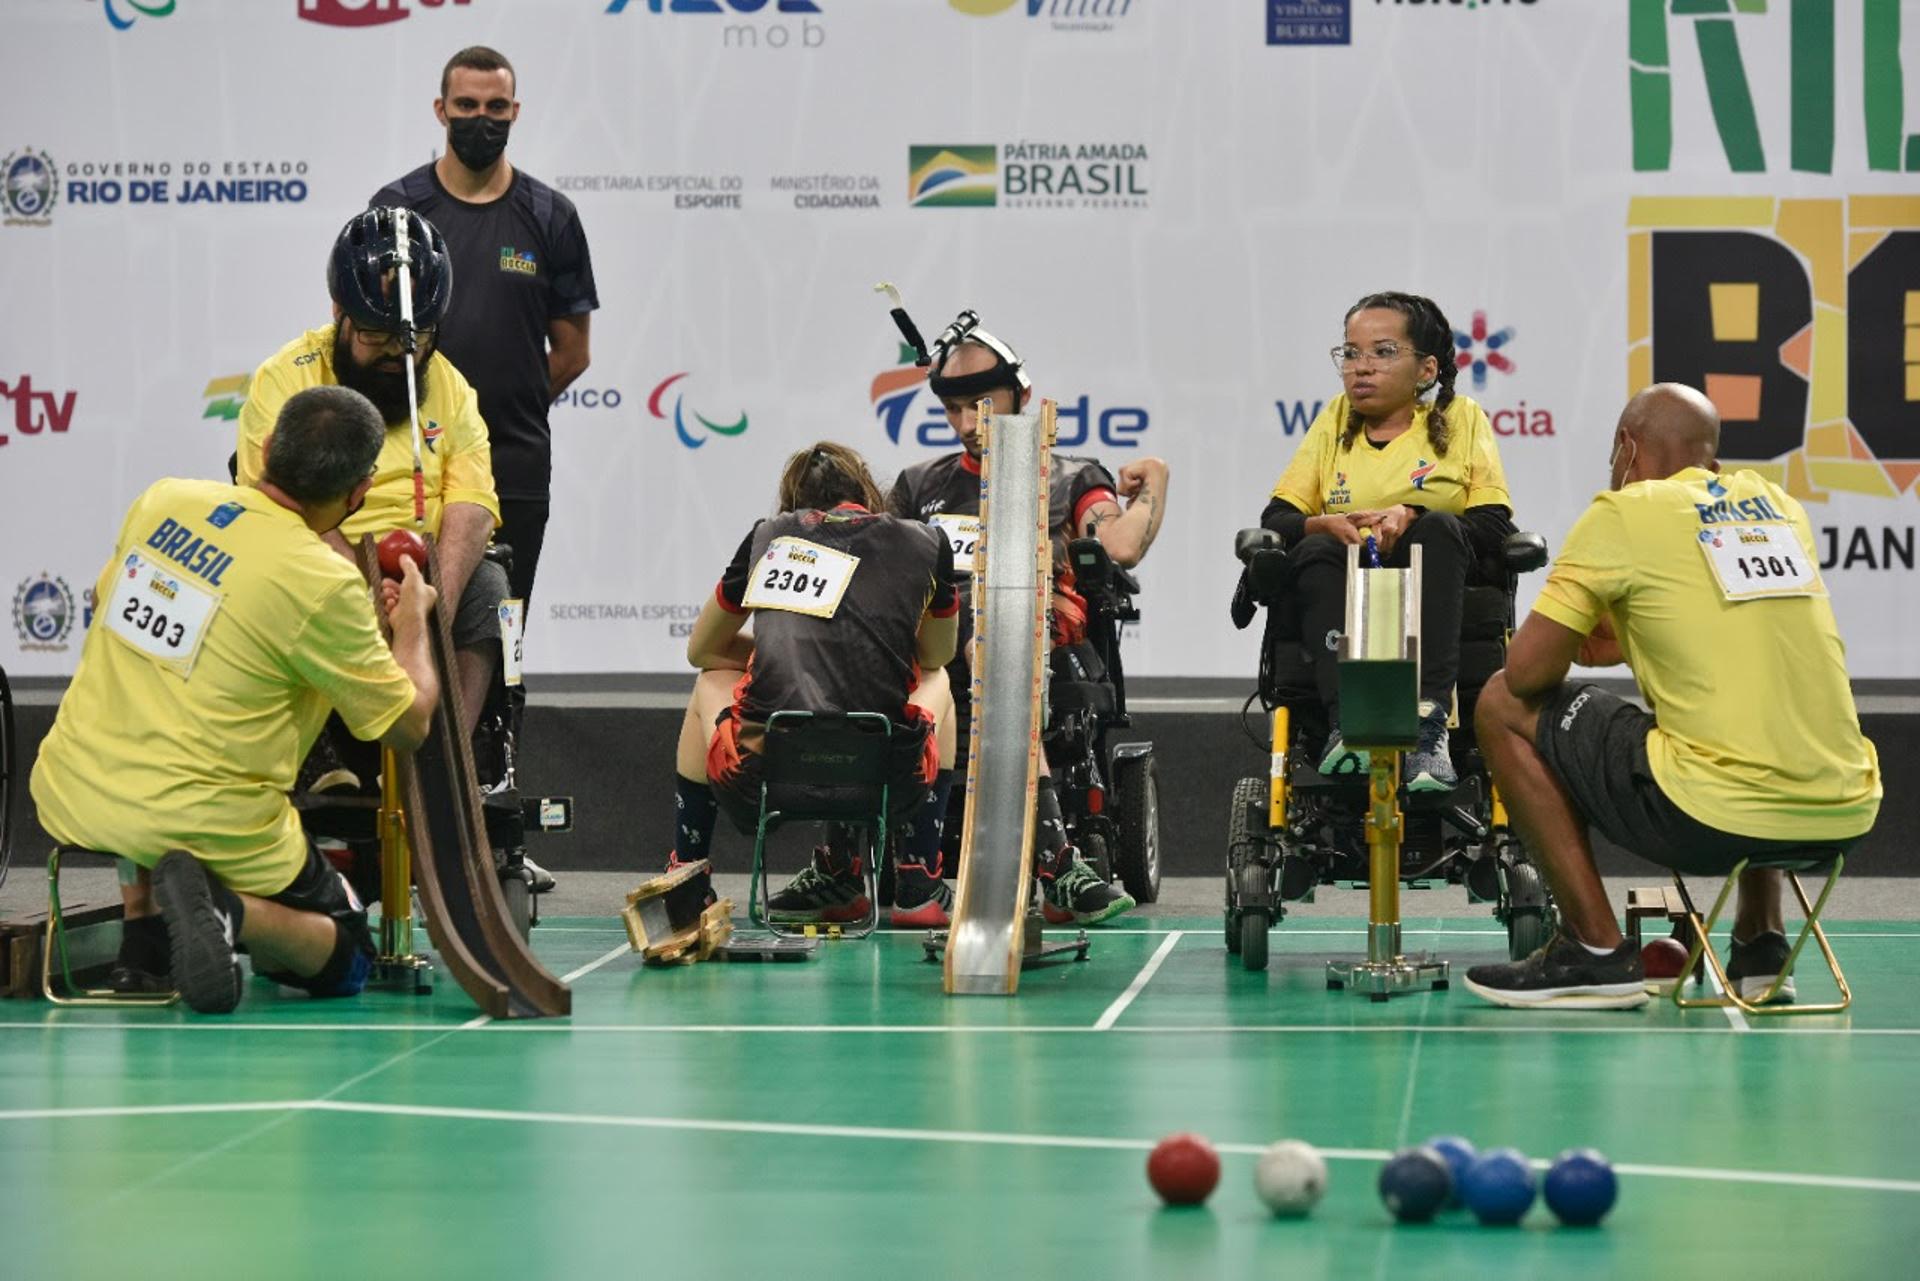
[1613, 383, 1720, 487]
[941, 340, 1002, 381]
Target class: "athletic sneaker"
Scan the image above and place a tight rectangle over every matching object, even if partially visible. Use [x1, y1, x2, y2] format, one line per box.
[109, 915, 172, 994]
[1463, 932, 1649, 1010]
[889, 879, 955, 930]
[1727, 929, 1797, 1004]
[1403, 702, 1457, 793]
[294, 733, 359, 797]
[107, 964, 174, 995]
[522, 854, 557, 895]
[150, 850, 244, 1015]
[1040, 852, 1136, 926]
[766, 850, 871, 924]
[1317, 726, 1370, 777]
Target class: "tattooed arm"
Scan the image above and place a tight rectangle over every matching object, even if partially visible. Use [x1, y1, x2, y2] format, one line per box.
[1079, 456, 1169, 569]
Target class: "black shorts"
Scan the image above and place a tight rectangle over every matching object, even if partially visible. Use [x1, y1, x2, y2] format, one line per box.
[451, 556, 512, 651]
[253, 840, 375, 996]
[1535, 683, 1861, 876]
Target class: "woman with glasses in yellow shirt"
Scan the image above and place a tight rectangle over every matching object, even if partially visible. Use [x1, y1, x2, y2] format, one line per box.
[1261, 291, 1517, 792]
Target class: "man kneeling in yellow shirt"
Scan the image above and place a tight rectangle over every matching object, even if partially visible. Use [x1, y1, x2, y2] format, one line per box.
[31, 386, 442, 1014]
[1466, 384, 1881, 1010]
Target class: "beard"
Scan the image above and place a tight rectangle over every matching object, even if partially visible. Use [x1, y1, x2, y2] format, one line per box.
[333, 327, 432, 427]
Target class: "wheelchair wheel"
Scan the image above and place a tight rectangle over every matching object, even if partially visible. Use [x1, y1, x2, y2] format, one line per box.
[501, 870, 533, 942]
[1239, 908, 1270, 972]
[1226, 776, 1271, 957]
[1503, 861, 1550, 960]
[1111, 752, 1161, 903]
[1081, 831, 1113, 885]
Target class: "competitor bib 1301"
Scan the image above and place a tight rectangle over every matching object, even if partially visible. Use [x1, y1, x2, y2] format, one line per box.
[1697, 524, 1825, 601]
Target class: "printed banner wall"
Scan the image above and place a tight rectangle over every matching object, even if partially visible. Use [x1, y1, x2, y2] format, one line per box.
[3, 0, 1916, 679]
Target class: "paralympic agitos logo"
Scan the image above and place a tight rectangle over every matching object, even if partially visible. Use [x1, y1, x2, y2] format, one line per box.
[648, 373, 748, 450]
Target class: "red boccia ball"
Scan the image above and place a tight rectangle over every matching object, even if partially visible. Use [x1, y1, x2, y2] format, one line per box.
[1147, 1133, 1221, 1206]
[1641, 936, 1691, 980]
[377, 528, 429, 581]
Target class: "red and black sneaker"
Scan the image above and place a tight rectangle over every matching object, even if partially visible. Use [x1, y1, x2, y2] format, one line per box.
[889, 879, 954, 929]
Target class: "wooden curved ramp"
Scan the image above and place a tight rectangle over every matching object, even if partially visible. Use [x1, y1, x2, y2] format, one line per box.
[361, 538, 571, 1020]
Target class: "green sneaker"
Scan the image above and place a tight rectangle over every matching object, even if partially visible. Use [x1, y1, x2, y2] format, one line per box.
[1040, 853, 1136, 926]
[1317, 727, 1370, 777]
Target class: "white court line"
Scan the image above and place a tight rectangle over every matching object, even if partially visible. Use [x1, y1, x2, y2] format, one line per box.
[529, 924, 1920, 940]
[1704, 964, 1752, 1033]
[0, 1100, 307, 1122]
[5, 1020, 1911, 1036]
[558, 942, 633, 984]
[1092, 931, 1183, 1030]
[6, 1098, 1918, 1197]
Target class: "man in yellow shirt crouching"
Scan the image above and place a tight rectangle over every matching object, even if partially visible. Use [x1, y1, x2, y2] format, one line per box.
[1466, 384, 1880, 1010]
[31, 386, 441, 1014]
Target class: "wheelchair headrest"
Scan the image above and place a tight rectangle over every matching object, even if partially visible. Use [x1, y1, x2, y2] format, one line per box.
[1234, 527, 1281, 565]
[1502, 530, 1549, 575]
[1232, 527, 1290, 607]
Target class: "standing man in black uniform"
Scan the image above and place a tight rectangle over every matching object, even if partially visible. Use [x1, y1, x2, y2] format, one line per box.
[888, 328, 1170, 926]
[372, 45, 598, 610]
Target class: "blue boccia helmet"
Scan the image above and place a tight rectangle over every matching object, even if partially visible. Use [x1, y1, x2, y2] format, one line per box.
[327, 206, 452, 334]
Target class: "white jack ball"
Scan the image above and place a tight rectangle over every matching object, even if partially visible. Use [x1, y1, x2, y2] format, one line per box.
[1253, 1139, 1328, 1216]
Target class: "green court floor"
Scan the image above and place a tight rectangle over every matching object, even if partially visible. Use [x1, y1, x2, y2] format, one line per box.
[4, 912, 1918, 1279]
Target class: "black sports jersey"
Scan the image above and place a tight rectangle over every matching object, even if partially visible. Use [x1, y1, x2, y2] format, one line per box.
[887, 451, 1119, 558]
[888, 450, 1119, 685]
[370, 164, 598, 501]
[715, 504, 958, 724]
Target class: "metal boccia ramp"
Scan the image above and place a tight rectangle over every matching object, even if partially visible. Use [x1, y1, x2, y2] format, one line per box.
[942, 401, 1080, 995]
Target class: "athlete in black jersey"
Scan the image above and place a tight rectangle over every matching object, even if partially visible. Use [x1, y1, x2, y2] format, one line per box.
[372, 46, 599, 610]
[666, 444, 963, 929]
[889, 333, 1171, 926]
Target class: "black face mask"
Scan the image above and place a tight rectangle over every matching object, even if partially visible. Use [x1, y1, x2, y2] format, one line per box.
[446, 115, 511, 172]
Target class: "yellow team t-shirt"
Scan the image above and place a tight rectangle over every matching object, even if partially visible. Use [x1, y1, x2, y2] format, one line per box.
[235, 324, 500, 541]
[31, 479, 418, 895]
[1270, 393, 1512, 517]
[1532, 467, 1880, 843]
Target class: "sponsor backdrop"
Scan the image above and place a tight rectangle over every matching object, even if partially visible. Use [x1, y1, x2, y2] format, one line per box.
[2, 1, 1916, 679]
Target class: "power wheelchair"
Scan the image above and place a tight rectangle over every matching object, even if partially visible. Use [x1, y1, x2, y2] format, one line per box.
[1047, 536, 1160, 903]
[930, 535, 1162, 905]
[302, 540, 571, 939]
[1223, 523, 1554, 971]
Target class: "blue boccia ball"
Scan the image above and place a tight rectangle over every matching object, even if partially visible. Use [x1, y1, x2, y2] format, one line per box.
[1543, 1148, 1618, 1226]
[1462, 1148, 1537, 1225]
[1424, 1135, 1477, 1209]
[1378, 1146, 1453, 1223]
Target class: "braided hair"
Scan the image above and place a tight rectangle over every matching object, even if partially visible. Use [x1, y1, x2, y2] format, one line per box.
[777, 441, 885, 514]
[1339, 291, 1459, 457]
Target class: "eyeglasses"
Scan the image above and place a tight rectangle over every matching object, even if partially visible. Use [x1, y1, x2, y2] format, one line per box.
[348, 324, 434, 352]
[1330, 342, 1421, 373]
